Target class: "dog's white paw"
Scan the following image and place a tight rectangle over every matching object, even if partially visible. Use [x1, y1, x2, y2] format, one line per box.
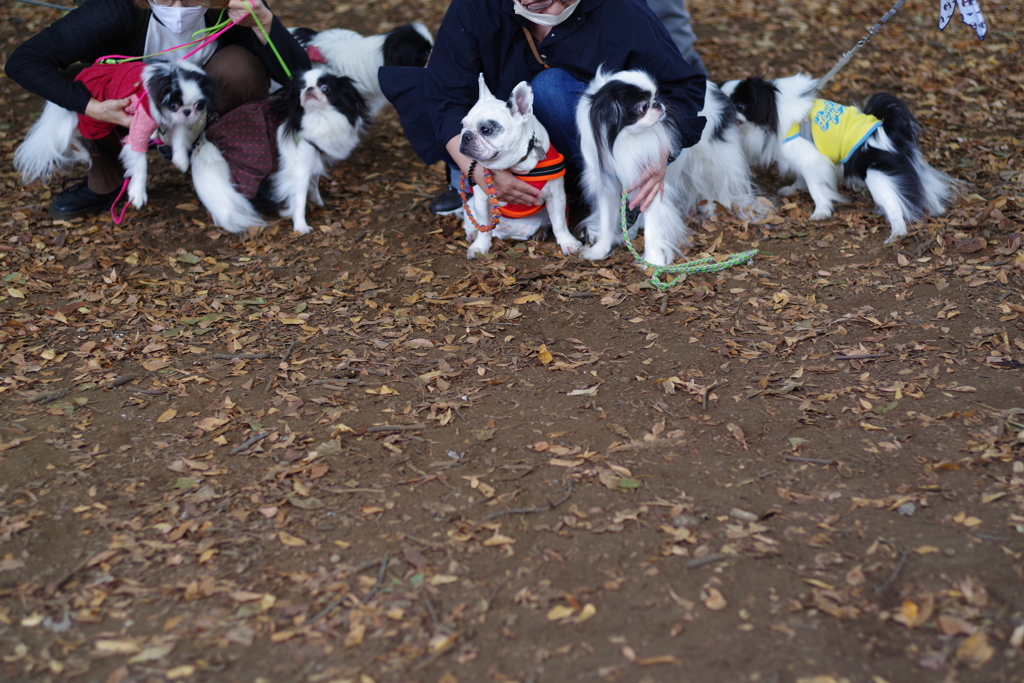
[558, 236, 583, 255]
[809, 209, 832, 220]
[642, 247, 673, 268]
[778, 185, 800, 197]
[128, 183, 147, 209]
[580, 244, 612, 261]
[466, 245, 489, 260]
[293, 222, 312, 235]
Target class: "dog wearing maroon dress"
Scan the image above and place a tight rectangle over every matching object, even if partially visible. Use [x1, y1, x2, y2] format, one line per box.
[191, 68, 367, 235]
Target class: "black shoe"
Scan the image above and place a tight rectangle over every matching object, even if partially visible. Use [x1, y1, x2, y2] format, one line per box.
[250, 181, 278, 215]
[428, 185, 465, 216]
[48, 178, 119, 220]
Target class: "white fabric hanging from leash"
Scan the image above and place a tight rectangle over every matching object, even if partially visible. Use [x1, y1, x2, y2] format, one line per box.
[939, 0, 988, 40]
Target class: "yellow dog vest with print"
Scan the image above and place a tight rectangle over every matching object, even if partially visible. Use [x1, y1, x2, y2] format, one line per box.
[785, 99, 882, 165]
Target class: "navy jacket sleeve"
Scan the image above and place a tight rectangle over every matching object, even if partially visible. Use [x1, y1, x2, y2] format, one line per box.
[5, 0, 141, 114]
[423, 0, 705, 152]
[5, 0, 308, 115]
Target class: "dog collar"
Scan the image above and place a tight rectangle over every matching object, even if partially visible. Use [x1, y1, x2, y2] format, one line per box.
[517, 135, 540, 165]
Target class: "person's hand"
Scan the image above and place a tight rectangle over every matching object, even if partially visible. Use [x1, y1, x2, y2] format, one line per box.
[627, 150, 669, 212]
[484, 167, 542, 206]
[85, 97, 133, 128]
[227, 0, 274, 40]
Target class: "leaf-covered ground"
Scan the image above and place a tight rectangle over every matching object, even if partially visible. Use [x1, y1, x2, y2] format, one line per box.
[1, 1, 1022, 682]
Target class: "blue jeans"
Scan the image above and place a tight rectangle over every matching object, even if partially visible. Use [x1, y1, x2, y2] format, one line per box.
[450, 68, 587, 189]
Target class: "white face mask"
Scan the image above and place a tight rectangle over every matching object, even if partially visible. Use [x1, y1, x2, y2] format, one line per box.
[150, 5, 207, 34]
[513, 0, 581, 27]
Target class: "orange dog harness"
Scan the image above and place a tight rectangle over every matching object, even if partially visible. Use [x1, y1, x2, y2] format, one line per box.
[497, 145, 566, 219]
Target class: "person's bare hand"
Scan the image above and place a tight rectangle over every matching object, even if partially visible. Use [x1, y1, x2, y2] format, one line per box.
[227, 0, 273, 39]
[85, 97, 133, 128]
[627, 151, 669, 212]
[486, 167, 542, 206]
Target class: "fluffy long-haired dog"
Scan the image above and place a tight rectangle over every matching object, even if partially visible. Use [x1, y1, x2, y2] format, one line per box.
[721, 73, 958, 242]
[289, 23, 432, 119]
[191, 68, 367, 235]
[14, 59, 214, 210]
[576, 69, 760, 266]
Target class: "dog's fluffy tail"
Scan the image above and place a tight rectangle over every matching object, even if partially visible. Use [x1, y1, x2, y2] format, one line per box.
[13, 103, 90, 184]
[191, 140, 266, 234]
[864, 92, 961, 216]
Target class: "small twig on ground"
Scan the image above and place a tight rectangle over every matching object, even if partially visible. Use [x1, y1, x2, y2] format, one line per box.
[361, 423, 427, 434]
[125, 387, 163, 395]
[231, 432, 269, 454]
[405, 365, 426, 401]
[686, 553, 726, 569]
[325, 486, 386, 495]
[108, 374, 136, 388]
[784, 455, 835, 466]
[26, 388, 70, 404]
[399, 533, 447, 549]
[265, 340, 298, 394]
[212, 353, 269, 360]
[659, 294, 669, 315]
[874, 549, 910, 595]
[702, 380, 726, 411]
[363, 555, 390, 604]
[834, 353, 887, 360]
[421, 591, 439, 624]
[474, 478, 574, 528]
[309, 378, 359, 386]
[309, 557, 391, 624]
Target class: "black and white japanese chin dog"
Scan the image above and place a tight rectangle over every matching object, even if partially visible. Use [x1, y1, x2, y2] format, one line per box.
[721, 73, 959, 243]
[14, 59, 214, 210]
[191, 68, 367, 235]
[289, 23, 432, 119]
[576, 69, 761, 266]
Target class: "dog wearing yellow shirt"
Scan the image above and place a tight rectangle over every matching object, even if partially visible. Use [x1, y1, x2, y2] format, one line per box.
[721, 73, 958, 243]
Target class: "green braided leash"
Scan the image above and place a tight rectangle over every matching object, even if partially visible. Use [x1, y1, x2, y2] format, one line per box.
[618, 191, 758, 290]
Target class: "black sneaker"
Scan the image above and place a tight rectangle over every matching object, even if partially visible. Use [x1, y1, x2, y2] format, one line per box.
[48, 178, 119, 220]
[428, 185, 465, 216]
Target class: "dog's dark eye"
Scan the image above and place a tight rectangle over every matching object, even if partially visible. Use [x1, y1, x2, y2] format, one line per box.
[735, 102, 746, 113]
[195, 101, 205, 111]
[637, 102, 649, 116]
[169, 103, 180, 112]
[481, 125, 493, 136]
[320, 84, 331, 94]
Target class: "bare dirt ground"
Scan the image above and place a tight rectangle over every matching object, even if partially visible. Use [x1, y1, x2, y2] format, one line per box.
[1, 1, 1023, 682]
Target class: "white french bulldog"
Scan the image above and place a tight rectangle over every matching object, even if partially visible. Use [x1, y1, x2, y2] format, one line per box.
[458, 74, 582, 259]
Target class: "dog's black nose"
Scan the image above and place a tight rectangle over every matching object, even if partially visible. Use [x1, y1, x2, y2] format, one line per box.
[461, 131, 474, 145]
